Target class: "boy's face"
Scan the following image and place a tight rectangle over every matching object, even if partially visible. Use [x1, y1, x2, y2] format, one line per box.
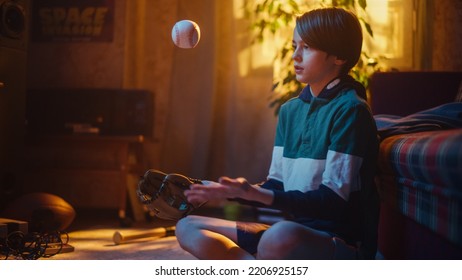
[292, 28, 344, 96]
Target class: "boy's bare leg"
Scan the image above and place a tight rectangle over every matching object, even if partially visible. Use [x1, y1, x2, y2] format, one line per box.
[256, 220, 332, 259]
[176, 215, 255, 260]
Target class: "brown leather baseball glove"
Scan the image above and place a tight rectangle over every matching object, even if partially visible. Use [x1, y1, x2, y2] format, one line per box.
[136, 169, 204, 221]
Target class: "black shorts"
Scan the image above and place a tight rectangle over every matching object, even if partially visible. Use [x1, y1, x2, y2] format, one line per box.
[236, 221, 271, 255]
[236, 221, 359, 259]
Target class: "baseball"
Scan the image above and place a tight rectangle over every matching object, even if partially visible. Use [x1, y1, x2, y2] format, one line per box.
[171, 20, 201, 49]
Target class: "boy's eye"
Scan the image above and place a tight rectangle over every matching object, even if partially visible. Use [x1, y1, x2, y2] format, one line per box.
[292, 43, 310, 50]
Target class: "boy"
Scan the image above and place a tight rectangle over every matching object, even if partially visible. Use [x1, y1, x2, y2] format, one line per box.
[175, 7, 379, 260]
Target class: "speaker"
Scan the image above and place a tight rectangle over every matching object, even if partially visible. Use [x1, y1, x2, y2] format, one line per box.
[0, 0, 29, 210]
[0, 0, 28, 50]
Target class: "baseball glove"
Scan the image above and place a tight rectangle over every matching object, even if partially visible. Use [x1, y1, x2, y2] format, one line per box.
[136, 169, 204, 221]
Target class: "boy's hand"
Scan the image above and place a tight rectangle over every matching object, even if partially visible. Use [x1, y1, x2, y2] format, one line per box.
[184, 176, 252, 204]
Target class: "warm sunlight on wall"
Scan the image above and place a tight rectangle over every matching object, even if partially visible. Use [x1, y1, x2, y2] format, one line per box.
[364, 0, 415, 70]
[234, 0, 275, 77]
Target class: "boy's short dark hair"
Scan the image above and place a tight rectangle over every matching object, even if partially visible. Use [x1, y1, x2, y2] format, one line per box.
[296, 7, 363, 75]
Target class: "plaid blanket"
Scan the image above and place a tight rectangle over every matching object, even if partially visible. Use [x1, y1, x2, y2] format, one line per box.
[378, 129, 462, 247]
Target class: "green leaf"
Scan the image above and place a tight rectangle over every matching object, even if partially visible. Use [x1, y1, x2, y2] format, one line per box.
[272, 82, 280, 91]
[358, 0, 367, 10]
[363, 21, 373, 37]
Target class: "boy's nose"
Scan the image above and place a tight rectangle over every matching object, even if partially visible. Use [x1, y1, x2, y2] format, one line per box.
[292, 51, 301, 62]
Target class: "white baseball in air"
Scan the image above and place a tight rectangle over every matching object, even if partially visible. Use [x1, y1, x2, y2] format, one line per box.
[171, 20, 201, 49]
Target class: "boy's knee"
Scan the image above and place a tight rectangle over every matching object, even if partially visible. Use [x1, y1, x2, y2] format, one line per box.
[175, 216, 195, 243]
[175, 215, 207, 241]
[257, 221, 299, 259]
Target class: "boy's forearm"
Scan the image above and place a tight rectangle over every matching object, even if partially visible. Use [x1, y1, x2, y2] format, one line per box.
[243, 184, 274, 206]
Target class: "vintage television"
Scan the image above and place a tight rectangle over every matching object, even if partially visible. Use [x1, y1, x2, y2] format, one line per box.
[25, 88, 154, 137]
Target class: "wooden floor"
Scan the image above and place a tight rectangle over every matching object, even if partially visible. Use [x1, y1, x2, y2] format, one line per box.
[47, 204, 260, 260]
[2, 204, 260, 260]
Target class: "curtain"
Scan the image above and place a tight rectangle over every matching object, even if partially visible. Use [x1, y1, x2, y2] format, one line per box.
[123, 0, 277, 183]
[414, 0, 433, 70]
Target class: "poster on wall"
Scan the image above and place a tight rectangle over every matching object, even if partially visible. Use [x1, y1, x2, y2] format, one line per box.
[31, 0, 114, 42]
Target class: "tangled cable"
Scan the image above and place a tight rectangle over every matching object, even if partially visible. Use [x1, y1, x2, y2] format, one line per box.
[1, 230, 69, 260]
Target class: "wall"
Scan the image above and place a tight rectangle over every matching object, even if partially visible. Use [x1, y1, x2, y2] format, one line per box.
[0, 0, 30, 209]
[22, 0, 462, 203]
[26, 0, 126, 88]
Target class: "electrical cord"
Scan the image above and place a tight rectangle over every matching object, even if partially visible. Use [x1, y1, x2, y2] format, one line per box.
[1, 230, 69, 260]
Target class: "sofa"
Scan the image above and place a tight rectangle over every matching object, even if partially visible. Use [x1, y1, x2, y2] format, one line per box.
[369, 71, 462, 259]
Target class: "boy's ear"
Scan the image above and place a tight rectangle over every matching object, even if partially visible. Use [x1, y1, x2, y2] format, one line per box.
[334, 57, 347, 66]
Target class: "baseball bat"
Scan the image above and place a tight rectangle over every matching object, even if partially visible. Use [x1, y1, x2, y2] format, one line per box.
[113, 226, 175, 245]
